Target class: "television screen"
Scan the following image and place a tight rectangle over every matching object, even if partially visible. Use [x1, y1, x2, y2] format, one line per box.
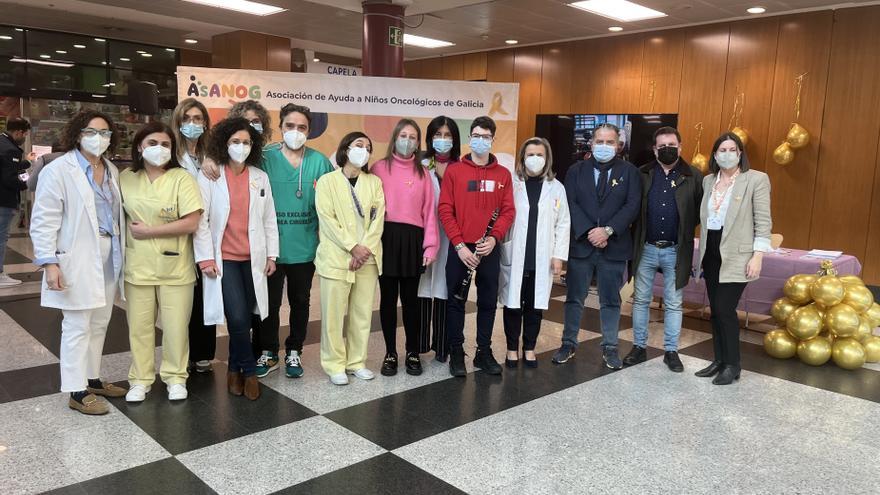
[534, 113, 678, 182]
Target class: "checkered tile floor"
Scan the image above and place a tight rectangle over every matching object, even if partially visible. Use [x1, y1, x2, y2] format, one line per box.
[1, 240, 879, 495]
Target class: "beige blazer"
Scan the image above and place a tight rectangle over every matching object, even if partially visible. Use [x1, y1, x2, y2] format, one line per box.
[698, 169, 772, 283]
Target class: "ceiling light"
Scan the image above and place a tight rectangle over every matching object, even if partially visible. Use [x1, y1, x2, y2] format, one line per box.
[56, 50, 67, 54]
[94, 38, 105, 42]
[505, 39, 518, 45]
[166, 48, 176, 52]
[0, 36, 12, 41]
[181, 0, 286, 16]
[39, 54, 51, 59]
[140, 53, 152, 57]
[10, 57, 74, 68]
[136, 50, 146, 54]
[91, 94, 106, 98]
[15, 29, 23, 32]
[608, 26, 623, 31]
[102, 83, 116, 87]
[747, 7, 766, 14]
[403, 34, 455, 48]
[119, 57, 130, 62]
[73, 44, 86, 48]
[184, 39, 198, 44]
[312, 57, 320, 62]
[569, 0, 667, 22]
[101, 61, 107, 65]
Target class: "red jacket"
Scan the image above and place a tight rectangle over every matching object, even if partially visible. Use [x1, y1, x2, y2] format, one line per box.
[438, 154, 515, 246]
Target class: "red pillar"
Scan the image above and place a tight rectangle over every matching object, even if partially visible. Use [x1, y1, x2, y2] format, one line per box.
[362, 1, 405, 77]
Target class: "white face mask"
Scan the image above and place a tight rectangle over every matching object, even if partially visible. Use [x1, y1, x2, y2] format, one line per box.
[524, 155, 545, 175]
[715, 151, 740, 170]
[142, 145, 171, 167]
[283, 130, 307, 150]
[347, 147, 370, 167]
[228, 143, 251, 164]
[80, 134, 110, 156]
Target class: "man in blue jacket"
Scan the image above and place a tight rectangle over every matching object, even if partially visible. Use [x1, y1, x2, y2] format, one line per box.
[553, 123, 641, 369]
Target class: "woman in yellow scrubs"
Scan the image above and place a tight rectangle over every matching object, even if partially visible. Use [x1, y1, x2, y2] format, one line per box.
[120, 122, 203, 402]
[315, 132, 384, 386]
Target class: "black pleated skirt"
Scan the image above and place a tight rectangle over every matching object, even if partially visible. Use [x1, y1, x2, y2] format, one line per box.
[381, 221, 425, 278]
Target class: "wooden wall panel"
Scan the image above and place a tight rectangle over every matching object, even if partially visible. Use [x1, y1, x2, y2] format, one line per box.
[513, 46, 543, 144]
[720, 17, 780, 170]
[810, 7, 880, 269]
[239, 31, 268, 70]
[442, 55, 464, 80]
[462, 52, 487, 81]
[866, 128, 880, 283]
[420, 58, 444, 80]
[486, 49, 515, 82]
[539, 42, 573, 114]
[638, 29, 684, 113]
[180, 49, 212, 68]
[404, 60, 424, 79]
[604, 34, 645, 113]
[763, 12, 833, 248]
[569, 38, 605, 112]
[677, 23, 731, 165]
[266, 35, 291, 72]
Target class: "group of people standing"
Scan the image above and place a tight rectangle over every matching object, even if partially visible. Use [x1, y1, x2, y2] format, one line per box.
[21, 96, 771, 417]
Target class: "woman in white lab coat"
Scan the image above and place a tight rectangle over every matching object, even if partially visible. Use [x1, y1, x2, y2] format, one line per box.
[194, 118, 279, 400]
[498, 137, 570, 368]
[30, 109, 127, 415]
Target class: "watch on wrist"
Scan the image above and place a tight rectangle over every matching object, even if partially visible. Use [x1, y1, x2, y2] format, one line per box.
[604, 226, 614, 237]
[455, 242, 466, 251]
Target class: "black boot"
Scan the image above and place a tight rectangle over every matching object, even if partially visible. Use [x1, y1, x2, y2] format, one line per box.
[449, 346, 467, 377]
[622, 345, 647, 366]
[473, 347, 502, 375]
[694, 361, 723, 378]
[712, 365, 741, 385]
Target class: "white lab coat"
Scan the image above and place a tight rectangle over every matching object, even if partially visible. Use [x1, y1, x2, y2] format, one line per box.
[180, 152, 200, 178]
[193, 165, 280, 325]
[498, 175, 570, 310]
[30, 150, 125, 310]
[418, 170, 449, 299]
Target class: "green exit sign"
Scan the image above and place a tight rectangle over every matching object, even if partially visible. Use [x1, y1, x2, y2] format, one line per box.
[388, 26, 403, 47]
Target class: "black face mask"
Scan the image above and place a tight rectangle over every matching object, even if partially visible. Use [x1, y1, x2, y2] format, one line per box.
[657, 146, 679, 166]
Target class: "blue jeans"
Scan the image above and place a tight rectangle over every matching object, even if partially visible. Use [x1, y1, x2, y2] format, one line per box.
[221, 260, 258, 376]
[562, 251, 626, 349]
[0, 207, 16, 273]
[632, 244, 683, 352]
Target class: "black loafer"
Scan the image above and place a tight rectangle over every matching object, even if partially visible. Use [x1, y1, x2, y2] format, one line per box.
[694, 361, 723, 378]
[712, 365, 741, 385]
[405, 352, 422, 376]
[664, 351, 684, 373]
[381, 353, 398, 376]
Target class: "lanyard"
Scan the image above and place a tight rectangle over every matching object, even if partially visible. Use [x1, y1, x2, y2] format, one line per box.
[343, 170, 364, 218]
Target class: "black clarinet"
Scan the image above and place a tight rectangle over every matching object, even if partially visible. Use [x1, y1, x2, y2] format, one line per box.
[454, 208, 500, 301]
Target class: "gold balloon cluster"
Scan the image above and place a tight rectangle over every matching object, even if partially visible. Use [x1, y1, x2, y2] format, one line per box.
[773, 73, 812, 165]
[691, 122, 709, 174]
[764, 261, 880, 369]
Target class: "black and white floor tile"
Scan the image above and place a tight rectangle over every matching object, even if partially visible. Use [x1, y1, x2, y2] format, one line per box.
[1, 238, 879, 495]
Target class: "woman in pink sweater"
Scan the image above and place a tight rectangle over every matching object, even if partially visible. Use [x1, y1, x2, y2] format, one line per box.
[371, 118, 439, 377]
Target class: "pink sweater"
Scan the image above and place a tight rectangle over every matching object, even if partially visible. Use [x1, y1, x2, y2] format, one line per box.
[373, 154, 439, 259]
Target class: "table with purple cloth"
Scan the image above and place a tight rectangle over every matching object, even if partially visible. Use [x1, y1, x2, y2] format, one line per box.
[652, 239, 863, 316]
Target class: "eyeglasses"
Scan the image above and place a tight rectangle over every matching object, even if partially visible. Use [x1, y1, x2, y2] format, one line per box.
[656, 144, 679, 150]
[470, 133, 493, 140]
[82, 128, 112, 138]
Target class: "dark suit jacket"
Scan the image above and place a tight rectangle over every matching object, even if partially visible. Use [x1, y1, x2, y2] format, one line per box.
[565, 156, 641, 261]
[631, 159, 703, 290]
[0, 133, 28, 208]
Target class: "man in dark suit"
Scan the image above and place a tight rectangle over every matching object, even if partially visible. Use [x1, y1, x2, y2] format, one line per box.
[553, 123, 640, 369]
[0, 118, 32, 287]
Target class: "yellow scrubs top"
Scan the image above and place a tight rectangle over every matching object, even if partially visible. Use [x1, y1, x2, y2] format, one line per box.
[119, 167, 203, 285]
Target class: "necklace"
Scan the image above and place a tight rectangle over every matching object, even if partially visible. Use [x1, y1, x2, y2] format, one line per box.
[711, 169, 739, 213]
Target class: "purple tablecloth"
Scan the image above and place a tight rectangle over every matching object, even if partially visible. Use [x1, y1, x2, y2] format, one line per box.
[652, 240, 863, 316]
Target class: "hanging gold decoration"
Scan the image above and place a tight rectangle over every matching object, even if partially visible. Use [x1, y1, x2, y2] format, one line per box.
[691, 122, 708, 174]
[729, 90, 748, 145]
[785, 73, 810, 149]
[772, 142, 795, 165]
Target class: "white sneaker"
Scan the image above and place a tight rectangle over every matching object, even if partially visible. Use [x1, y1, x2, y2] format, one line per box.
[329, 373, 349, 386]
[125, 384, 151, 402]
[0, 273, 22, 287]
[347, 368, 375, 381]
[167, 383, 188, 400]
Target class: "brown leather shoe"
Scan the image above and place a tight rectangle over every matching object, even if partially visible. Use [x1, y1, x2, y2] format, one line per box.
[243, 375, 260, 401]
[87, 381, 127, 398]
[227, 371, 244, 396]
[69, 394, 109, 415]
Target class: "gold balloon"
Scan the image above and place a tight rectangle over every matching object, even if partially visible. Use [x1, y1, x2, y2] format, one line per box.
[842, 284, 874, 314]
[692, 152, 709, 174]
[825, 303, 861, 338]
[783, 274, 815, 305]
[785, 123, 811, 149]
[807, 302, 826, 320]
[786, 305, 823, 340]
[731, 126, 749, 146]
[772, 142, 795, 165]
[764, 328, 798, 359]
[797, 337, 832, 366]
[810, 275, 845, 307]
[838, 275, 864, 287]
[831, 338, 866, 370]
[865, 303, 880, 328]
[819, 329, 835, 345]
[862, 336, 880, 363]
[771, 297, 799, 324]
[856, 315, 873, 341]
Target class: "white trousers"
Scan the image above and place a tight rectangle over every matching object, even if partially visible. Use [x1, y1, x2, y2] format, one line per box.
[59, 236, 117, 392]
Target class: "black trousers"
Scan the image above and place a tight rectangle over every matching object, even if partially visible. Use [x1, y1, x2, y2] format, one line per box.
[379, 275, 421, 354]
[252, 262, 315, 356]
[419, 297, 448, 361]
[445, 243, 501, 349]
[503, 270, 543, 352]
[702, 229, 747, 368]
[188, 270, 217, 362]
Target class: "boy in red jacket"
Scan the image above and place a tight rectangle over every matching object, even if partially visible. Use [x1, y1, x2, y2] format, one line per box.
[438, 116, 515, 377]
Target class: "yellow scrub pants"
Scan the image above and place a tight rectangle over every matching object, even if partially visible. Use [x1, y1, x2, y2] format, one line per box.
[126, 282, 194, 386]
[319, 264, 379, 376]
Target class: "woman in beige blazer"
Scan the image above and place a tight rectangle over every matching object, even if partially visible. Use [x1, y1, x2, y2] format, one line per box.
[696, 132, 772, 385]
